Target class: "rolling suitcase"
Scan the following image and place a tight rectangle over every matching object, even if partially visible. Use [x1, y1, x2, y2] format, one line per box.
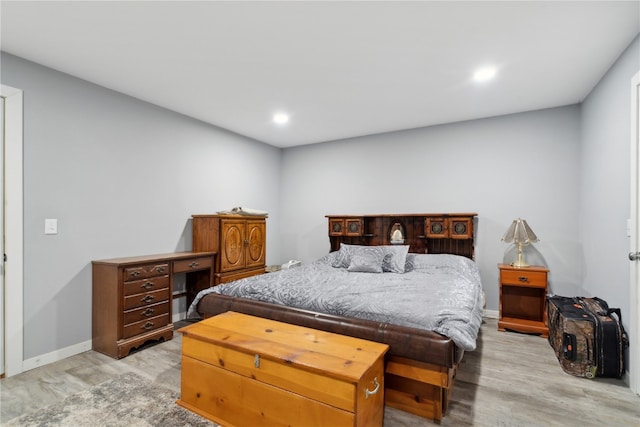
[547, 295, 626, 379]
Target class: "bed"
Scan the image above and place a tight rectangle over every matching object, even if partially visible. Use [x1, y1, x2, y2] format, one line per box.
[187, 213, 483, 422]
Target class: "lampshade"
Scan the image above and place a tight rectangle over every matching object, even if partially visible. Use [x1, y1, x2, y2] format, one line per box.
[501, 218, 539, 267]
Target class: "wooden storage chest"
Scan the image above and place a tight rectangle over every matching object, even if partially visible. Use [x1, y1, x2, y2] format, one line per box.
[177, 312, 389, 427]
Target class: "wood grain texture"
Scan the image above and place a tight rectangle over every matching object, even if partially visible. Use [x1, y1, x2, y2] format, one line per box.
[178, 312, 387, 426]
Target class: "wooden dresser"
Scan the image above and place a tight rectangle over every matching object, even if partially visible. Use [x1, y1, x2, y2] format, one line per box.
[92, 251, 215, 359]
[177, 312, 388, 426]
[192, 214, 266, 284]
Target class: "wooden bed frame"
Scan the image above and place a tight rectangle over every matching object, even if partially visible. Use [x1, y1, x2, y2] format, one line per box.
[195, 212, 478, 423]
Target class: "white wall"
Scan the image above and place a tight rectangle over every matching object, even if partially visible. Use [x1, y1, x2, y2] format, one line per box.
[279, 106, 582, 313]
[1, 52, 282, 359]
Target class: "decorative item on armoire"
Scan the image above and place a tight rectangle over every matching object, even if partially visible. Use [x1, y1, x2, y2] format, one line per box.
[501, 217, 539, 268]
[216, 206, 269, 216]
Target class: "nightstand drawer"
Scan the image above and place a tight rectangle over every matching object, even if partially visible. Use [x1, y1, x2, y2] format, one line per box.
[500, 269, 546, 287]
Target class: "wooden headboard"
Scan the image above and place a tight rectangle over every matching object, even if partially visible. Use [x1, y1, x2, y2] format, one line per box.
[326, 213, 477, 259]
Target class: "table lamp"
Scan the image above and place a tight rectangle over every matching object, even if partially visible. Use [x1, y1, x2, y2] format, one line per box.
[501, 218, 539, 268]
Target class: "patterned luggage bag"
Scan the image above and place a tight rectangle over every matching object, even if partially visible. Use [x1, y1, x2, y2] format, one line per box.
[547, 295, 626, 379]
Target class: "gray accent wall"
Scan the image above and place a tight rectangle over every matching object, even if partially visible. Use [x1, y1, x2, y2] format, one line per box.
[279, 105, 582, 314]
[580, 35, 640, 341]
[1, 53, 282, 360]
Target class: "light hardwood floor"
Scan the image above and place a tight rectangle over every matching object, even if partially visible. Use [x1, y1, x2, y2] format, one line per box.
[1, 318, 639, 426]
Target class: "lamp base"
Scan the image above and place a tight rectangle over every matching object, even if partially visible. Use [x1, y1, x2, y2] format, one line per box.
[510, 260, 531, 268]
[511, 244, 530, 268]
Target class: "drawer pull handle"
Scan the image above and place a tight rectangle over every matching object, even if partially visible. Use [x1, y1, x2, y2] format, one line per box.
[365, 377, 380, 399]
[141, 282, 154, 290]
[518, 276, 529, 282]
[130, 271, 140, 277]
[142, 295, 155, 303]
[141, 321, 154, 330]
[189, 261, 199, 268]
[254, 354, 260, 368]
[142, 308, 154, 317]
[156, 266, 166, 273]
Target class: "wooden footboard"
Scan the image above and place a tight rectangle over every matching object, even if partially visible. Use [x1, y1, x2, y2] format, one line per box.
[384, 356, 457, 422]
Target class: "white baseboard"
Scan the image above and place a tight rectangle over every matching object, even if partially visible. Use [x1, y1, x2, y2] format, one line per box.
[22, 313, 189, 374]
[483, 309, 499, 319]
[22, 339, 92, 373]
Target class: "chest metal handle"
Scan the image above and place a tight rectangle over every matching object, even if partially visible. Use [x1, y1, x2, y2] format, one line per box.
[365, 377, 380, 399]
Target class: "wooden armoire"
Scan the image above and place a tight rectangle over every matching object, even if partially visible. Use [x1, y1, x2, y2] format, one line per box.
[192, 214, 266, 284]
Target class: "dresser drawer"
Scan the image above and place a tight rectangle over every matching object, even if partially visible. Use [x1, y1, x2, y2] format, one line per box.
[173, 256, 212, 273]
[123, 288, 170, 311]
[123, 263, 169, 281]
[123, 275, 169, 296]
[123, 313, 170, 339]
[501, 269, 547, 288]
[123, 301, 170, 325]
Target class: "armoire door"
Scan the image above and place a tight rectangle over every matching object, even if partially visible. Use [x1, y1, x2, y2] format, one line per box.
[220, 220, 246, 272]
[245, 220, 266, 269]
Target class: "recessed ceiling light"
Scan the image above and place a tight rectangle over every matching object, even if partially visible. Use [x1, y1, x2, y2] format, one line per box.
[473, 66, 497, 82]
[273, 112, 290, 125]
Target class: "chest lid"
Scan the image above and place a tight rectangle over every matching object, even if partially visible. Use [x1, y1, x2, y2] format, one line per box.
[179, 311, 388, 382]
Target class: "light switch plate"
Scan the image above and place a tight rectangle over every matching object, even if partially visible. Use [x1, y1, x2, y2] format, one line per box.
[45, 218, 58, 235]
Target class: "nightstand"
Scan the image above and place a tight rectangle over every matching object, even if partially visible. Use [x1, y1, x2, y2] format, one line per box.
[498, 264, 549, 337]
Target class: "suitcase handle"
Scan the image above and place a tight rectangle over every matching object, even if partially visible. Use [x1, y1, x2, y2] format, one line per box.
[608, 307, 621, 322]
[608, 308, 629, 348]
[563, 333, 577, 361]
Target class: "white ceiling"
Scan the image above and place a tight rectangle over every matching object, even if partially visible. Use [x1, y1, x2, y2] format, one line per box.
[1, 1, 639, 148]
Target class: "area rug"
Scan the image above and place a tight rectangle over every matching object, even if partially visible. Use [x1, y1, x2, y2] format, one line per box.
[4, 372, 218, 426]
